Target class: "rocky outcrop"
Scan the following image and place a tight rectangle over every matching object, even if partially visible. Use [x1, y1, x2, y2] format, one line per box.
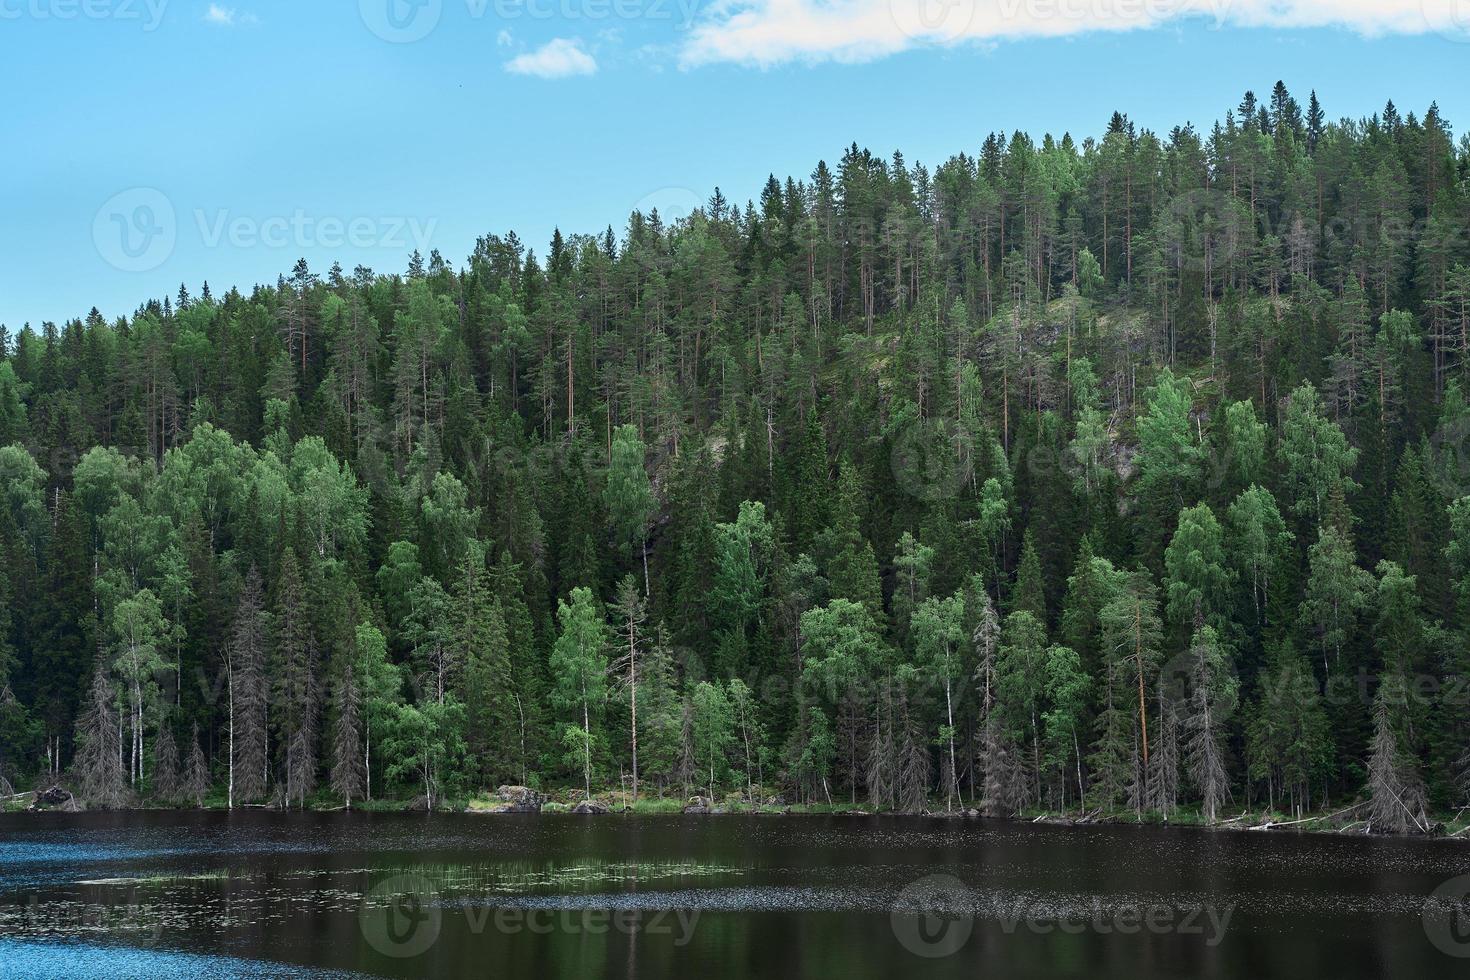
[570, 799, 609, 815]
[495, 785, 544, 812]
[683, 796, 711, 814]
[30, 785, 73, 810]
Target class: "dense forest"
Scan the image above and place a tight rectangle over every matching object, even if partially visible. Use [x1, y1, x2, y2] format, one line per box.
[3, 83, 1470, 828]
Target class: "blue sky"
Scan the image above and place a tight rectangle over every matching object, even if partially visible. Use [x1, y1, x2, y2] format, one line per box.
[2, 0, 1467, 329]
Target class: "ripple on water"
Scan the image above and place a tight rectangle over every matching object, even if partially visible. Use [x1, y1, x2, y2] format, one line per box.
[0, 938, 362, 979]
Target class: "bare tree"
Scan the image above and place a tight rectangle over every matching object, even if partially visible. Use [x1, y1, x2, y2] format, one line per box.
[607, 576, 646, 805]
[180, 723, 210, 807]
[1150, 695, 1180, 818]
[896, 673, 932, 813]
[1366, 684, 1429, 833]
[230, 568, 269, 805]
[331, 671, 365, 808]
[72, 659, 128, 808]
[153, 720, 180, 803]
[1182, 627, 1233, 823]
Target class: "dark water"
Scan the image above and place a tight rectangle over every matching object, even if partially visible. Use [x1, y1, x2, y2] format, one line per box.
[4, 810, 1470, 978]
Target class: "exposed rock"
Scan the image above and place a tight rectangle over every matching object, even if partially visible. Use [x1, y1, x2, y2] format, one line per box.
[683, 796, 711, 814]
[571, 799, 609, 815]
[494, 785, 543, 812]
[30, 785, 72, 810]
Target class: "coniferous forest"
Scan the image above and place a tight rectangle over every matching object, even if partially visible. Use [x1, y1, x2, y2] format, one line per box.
[5, 84, 1470, 829]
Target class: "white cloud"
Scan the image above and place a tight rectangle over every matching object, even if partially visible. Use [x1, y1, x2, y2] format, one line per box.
[204, 4, 257, 27]
[505, 38, 599, 78]
[679, 0, 1470, 68]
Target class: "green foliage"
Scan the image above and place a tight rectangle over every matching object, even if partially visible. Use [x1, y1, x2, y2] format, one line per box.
[0, 91, 1466, 821]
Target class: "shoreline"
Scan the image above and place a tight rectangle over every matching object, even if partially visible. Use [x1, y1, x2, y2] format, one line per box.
[9, 785, 1468, 839]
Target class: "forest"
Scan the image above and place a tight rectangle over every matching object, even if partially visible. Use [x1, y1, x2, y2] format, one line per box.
[2, 83, 1470, 829]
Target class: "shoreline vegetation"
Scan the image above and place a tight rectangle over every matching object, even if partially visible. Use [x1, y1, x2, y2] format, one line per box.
[10, 782, 1470, 839]
[4, 84, 1470, 845]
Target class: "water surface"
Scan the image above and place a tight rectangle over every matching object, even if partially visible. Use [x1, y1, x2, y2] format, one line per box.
[2, 810, 1468, 978]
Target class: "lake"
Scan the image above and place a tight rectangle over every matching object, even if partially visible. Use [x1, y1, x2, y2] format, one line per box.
[3, 811, 1470, 978]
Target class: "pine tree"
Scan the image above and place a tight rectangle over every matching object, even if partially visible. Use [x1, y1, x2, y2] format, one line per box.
[604, 424, 657, 595]
[271, 551, 318, 808]
[181, 723, 210, 807]
[454, 556, 516, 786]
[330, 669, 365, 808]
[1366, 684, 1429, 833]
[72, 657, 127, 808]
[1180, 626, 1236, 823]
[153, 720, 179, 803]
[606, 575, 647, 804]
[229, 567, 269, 806]
[1011, 531, 1047, 623]
[1245, 640, 1332, 815]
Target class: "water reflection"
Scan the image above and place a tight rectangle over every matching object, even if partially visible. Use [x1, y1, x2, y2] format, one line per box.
[2, 811, 1469, 978]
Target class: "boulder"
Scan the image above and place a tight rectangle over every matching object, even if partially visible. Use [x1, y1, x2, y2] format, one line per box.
[683, 796, 711, 814]
[571, 799, 609, 815]
[30, 785, 72, 810]
[494, 785, 544, 813]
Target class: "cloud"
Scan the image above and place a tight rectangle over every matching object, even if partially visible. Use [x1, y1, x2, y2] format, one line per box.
[505, 38, 600, 78]
[679, 0, 1470, 68]
[203, 4, 257, 27]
